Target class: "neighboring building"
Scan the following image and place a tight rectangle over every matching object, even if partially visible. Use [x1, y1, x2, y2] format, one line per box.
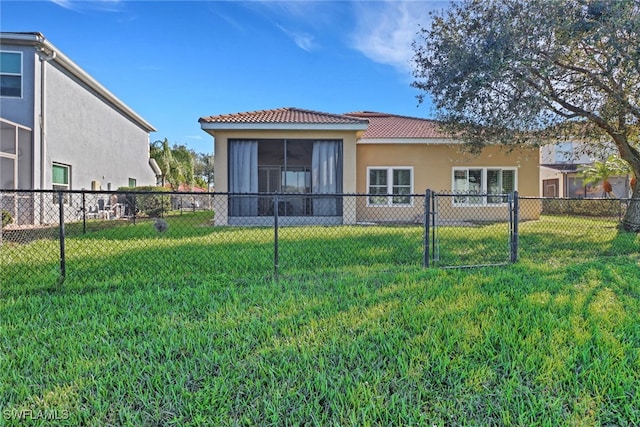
[199, 108, 540, 225]
[540, 141, 630, 198]
[1, 32, 157, 223]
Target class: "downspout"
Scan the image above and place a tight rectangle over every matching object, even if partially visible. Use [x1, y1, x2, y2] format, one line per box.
[37, 45, 56, 223]
[38, 47, 56, 190]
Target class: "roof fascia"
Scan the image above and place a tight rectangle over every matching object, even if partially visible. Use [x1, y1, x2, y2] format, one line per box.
[200, 122, 368, 131]
[1, 32, 156, 132]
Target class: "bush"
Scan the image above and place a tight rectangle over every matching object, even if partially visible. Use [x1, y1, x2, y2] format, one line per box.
[1, 210, 12, 228]
[542, 198, 622, 218]
[117, 186, 172, 218]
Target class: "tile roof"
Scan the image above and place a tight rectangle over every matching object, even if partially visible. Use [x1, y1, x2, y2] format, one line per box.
[199, 107, 368, 125]
[345, 111, 446, 139]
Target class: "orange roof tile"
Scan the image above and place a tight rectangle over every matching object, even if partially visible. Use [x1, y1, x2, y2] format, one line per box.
[200, 107, 368, 125]
[345, 111, 446, 139]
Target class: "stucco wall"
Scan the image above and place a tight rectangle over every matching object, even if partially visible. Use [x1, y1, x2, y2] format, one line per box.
[43, 60, 155, 190]
[356, 143, 540, 221]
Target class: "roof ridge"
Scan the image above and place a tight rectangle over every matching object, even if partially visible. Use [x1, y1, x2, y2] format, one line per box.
[199, 107, 369, 124]
[283, 107, 368, 121]
[345, 111, 438, 122]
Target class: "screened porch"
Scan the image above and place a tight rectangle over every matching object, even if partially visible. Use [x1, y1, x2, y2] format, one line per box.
[228, 138, 343, 225]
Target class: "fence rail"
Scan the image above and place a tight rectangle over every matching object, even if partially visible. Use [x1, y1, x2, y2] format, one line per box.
[1, 189, 638, 286]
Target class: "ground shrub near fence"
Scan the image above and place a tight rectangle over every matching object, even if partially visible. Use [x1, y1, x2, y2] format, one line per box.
[117, 186, 173, 218]
[541, 197, 625, 218]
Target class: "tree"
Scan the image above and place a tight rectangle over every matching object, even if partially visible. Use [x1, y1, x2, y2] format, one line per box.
[579, 155, 628, 198]
[171, 144, 195, 189]
[193, 152, 215, 190]
[150, 138, 173, 187]
[412, 0, 640, 230]
[150, 139, 195, 190]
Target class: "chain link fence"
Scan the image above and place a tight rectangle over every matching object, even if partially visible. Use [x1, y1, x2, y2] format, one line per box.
[425, 191, 519, 268]
[1, 190, 638, 286]
[1, 190, 428, 286]
[518, 196, 638, 264]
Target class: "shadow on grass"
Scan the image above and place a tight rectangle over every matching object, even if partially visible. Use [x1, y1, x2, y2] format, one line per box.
[431, 226, 511, 267]
[2, 246, 639, 425]
[518, 228, 638, 262]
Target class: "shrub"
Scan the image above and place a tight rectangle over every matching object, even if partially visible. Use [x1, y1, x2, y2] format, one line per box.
[542, 198, 622, 218]
[1, 210, 12, 228]
[117, 186, 172, 218]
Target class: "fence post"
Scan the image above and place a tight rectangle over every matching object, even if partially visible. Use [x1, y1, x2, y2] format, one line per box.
[132, 194, 137, 225]
[58, 190, 66, 283]
[423, 189, 431, 268]
[81, 191, 87, 234]
[0, 190, 3, 246]
[273, 193, 279, 280]
[510, 191, 519, 263]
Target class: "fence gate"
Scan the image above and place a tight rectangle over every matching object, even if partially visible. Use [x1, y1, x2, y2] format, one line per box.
[425, 190, 518, 268]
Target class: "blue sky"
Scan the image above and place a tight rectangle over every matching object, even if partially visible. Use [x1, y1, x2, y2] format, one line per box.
[1, 0, 448, 154]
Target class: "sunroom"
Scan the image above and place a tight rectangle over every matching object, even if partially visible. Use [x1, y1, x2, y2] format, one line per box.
[229, 138, 343, 224]
[199, 108, 367, 226]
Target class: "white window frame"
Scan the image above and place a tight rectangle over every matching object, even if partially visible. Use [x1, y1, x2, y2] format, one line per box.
[52, 162, 71, 205]
[452, 167, 517, 206]
[366, 166, 414, 207]
[0, 51, 23, 99]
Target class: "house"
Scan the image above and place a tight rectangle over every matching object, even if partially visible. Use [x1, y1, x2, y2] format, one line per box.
[0, 32, 157, 223]
[199, 108, 540, 226]
[540, 141, 630, 198]
[170, 183, 210, 211]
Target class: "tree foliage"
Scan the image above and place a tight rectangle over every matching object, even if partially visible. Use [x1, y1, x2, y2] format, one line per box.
[150, 139, 209, 191]
[193, 152, 215, 190]
[412, 0, 640, 230]
[579, 155, 629, 198]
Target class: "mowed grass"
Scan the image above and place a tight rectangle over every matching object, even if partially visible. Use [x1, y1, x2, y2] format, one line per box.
[1, 213, 639, 425]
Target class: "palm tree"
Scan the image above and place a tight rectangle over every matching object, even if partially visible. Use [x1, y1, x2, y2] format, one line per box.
[579, 155, 628, 198]
[150, 138, 174, 187]
[149, 139, 195, 190]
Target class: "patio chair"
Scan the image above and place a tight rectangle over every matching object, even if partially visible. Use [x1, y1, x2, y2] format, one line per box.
[97, 198, 111, 219]
[86, 204, 99, 219]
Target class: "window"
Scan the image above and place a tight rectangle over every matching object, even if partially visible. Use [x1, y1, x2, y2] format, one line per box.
[128, 178, 137, 188]
[52, 163, 70, 204]
[453, 167, 516, 205]
[0, 51, 22, 98]
[367, 167, 413, 206]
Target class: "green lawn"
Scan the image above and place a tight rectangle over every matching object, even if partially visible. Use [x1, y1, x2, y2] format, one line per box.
[1, 213, 639, 425]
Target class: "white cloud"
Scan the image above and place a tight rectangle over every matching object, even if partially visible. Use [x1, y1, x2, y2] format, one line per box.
[50, 0, 74, 9]
[350, 1, 447, 73]
[277, 25, 316, 52]
[50, 0, 123, 13]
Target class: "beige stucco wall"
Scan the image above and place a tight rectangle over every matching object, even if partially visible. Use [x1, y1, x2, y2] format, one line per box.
[203, 129, 360, 225]
[540, 166, 564, 197]
[356, 142, 541, 222]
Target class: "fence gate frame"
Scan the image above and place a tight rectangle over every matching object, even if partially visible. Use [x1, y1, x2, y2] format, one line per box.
[424, 189, 519, 268]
